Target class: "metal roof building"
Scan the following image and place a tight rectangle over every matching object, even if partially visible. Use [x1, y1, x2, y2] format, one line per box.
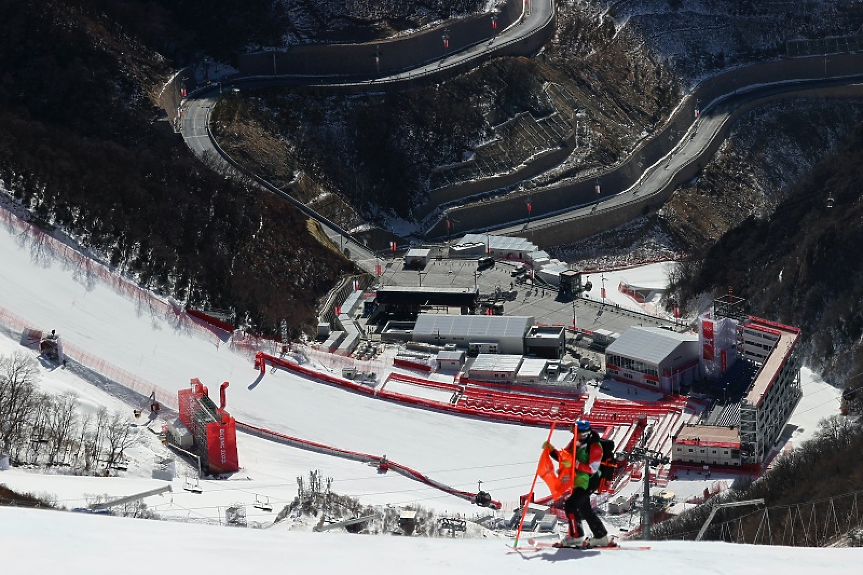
[516, 357, 549, 383]
[605, 327, 700, 394]
[375, 286, 478, 306]
[468, 354, 524, 383]
[413, 314, 533, 355]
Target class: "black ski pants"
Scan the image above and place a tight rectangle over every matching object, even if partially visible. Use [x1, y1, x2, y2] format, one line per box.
[564, 485, 607, 538]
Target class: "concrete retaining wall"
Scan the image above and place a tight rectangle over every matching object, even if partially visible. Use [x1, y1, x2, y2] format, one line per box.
[238, 2, 524, 79]
[425, 53, 863, 245]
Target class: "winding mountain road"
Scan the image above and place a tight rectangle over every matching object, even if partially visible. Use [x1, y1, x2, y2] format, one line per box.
[180, 0, 863, 257]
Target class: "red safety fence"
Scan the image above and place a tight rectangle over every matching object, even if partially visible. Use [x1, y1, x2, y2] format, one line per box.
[460, 389, 586, 424]
[393, 357, 433, 373]
[256, 352, 582, 427]
[0, 206, 228, 345]
[386, 373, 463, 392]
[457, 376, 584, 398]
[186, 307, 234, 333]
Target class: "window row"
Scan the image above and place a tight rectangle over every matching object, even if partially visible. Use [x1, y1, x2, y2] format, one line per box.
[606, 354, 658, 377]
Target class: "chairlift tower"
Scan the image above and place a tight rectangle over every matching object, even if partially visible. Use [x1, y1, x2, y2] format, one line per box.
[623, 424, 670, 540]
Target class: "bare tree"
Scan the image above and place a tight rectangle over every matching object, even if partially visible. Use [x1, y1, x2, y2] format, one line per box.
[88, 406, 109, 469]
[25, 393, 52, 465]
[0, 352, 40, 457]
[47, 392, 78, 466]
[103, 411, 139, 471]
[73, 411, 92, 468]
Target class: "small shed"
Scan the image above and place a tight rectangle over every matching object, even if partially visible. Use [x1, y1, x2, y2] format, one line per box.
[165, 418, 193, 449]
[404, 248, 432, 269]
[436, 350, 466, 371]
[399, 509, 418, 535]
[515, 357, 548, 384]
[537, 513, 558, 532]
[609, 495, 632, 514]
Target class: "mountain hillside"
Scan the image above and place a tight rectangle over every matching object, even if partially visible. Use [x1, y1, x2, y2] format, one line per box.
[3, 0, 863, 350]
[0, 0, 351, 333]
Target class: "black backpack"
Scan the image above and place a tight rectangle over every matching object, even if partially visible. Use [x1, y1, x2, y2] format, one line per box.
[597, 437, 619, 481]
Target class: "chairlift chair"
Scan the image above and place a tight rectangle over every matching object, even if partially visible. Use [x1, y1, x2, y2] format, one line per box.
[183, 477, 203, 494]
[254, 494, 273, 512]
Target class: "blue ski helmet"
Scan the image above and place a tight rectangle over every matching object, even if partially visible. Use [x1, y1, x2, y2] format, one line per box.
[575, 420, 591, 433]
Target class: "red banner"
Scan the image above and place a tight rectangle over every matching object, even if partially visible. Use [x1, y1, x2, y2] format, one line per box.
[206, 415, 239, 474]
[702, 319, 714, 361]
[702, 319, 714, 340]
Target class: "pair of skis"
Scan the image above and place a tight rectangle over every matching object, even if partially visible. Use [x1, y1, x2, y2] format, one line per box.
[509, 537, 650, 554]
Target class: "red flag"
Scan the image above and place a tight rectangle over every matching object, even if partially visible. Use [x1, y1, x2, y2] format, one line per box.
[334, 305, 341, 315]
[375, 264, 382, 276]
[390, 241, 397, 252]
[601, 287, 606, 299]
[595, 183, 601, 195]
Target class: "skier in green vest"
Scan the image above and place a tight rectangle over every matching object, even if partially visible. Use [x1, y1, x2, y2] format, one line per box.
[544, 420, 610, 548]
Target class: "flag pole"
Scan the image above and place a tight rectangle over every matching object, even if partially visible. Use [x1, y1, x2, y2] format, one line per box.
[514, 422, 556, 548]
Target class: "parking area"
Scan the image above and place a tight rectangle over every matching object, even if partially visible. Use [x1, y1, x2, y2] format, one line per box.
[373, 256, 678, 346]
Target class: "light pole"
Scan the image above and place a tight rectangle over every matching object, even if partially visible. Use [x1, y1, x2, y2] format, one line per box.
[526, 197, 532, 228]
[418, 271, 428, 287]
[601, 273, 607, 305]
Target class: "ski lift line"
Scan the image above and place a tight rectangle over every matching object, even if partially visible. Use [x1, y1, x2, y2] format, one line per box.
[791, 395, 843, 415]
[798, 383, 839, 396]
[171, 470, 533, 503]
[235, 419, 501, 509]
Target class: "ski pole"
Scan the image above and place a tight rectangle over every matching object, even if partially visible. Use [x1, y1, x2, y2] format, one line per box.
[514, 422, 556, 548]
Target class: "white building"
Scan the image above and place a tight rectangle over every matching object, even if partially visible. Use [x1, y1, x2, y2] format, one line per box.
[467, 354, 523, 383]
[412, 314, 534, 355]
[515, 357, 548, 384]
[436, 350, 466, 371]
[738, 317, 802, 464]
[404, 248, 432, 269]
[605, 327, 700, 394]
[671, 316, 802, 468]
